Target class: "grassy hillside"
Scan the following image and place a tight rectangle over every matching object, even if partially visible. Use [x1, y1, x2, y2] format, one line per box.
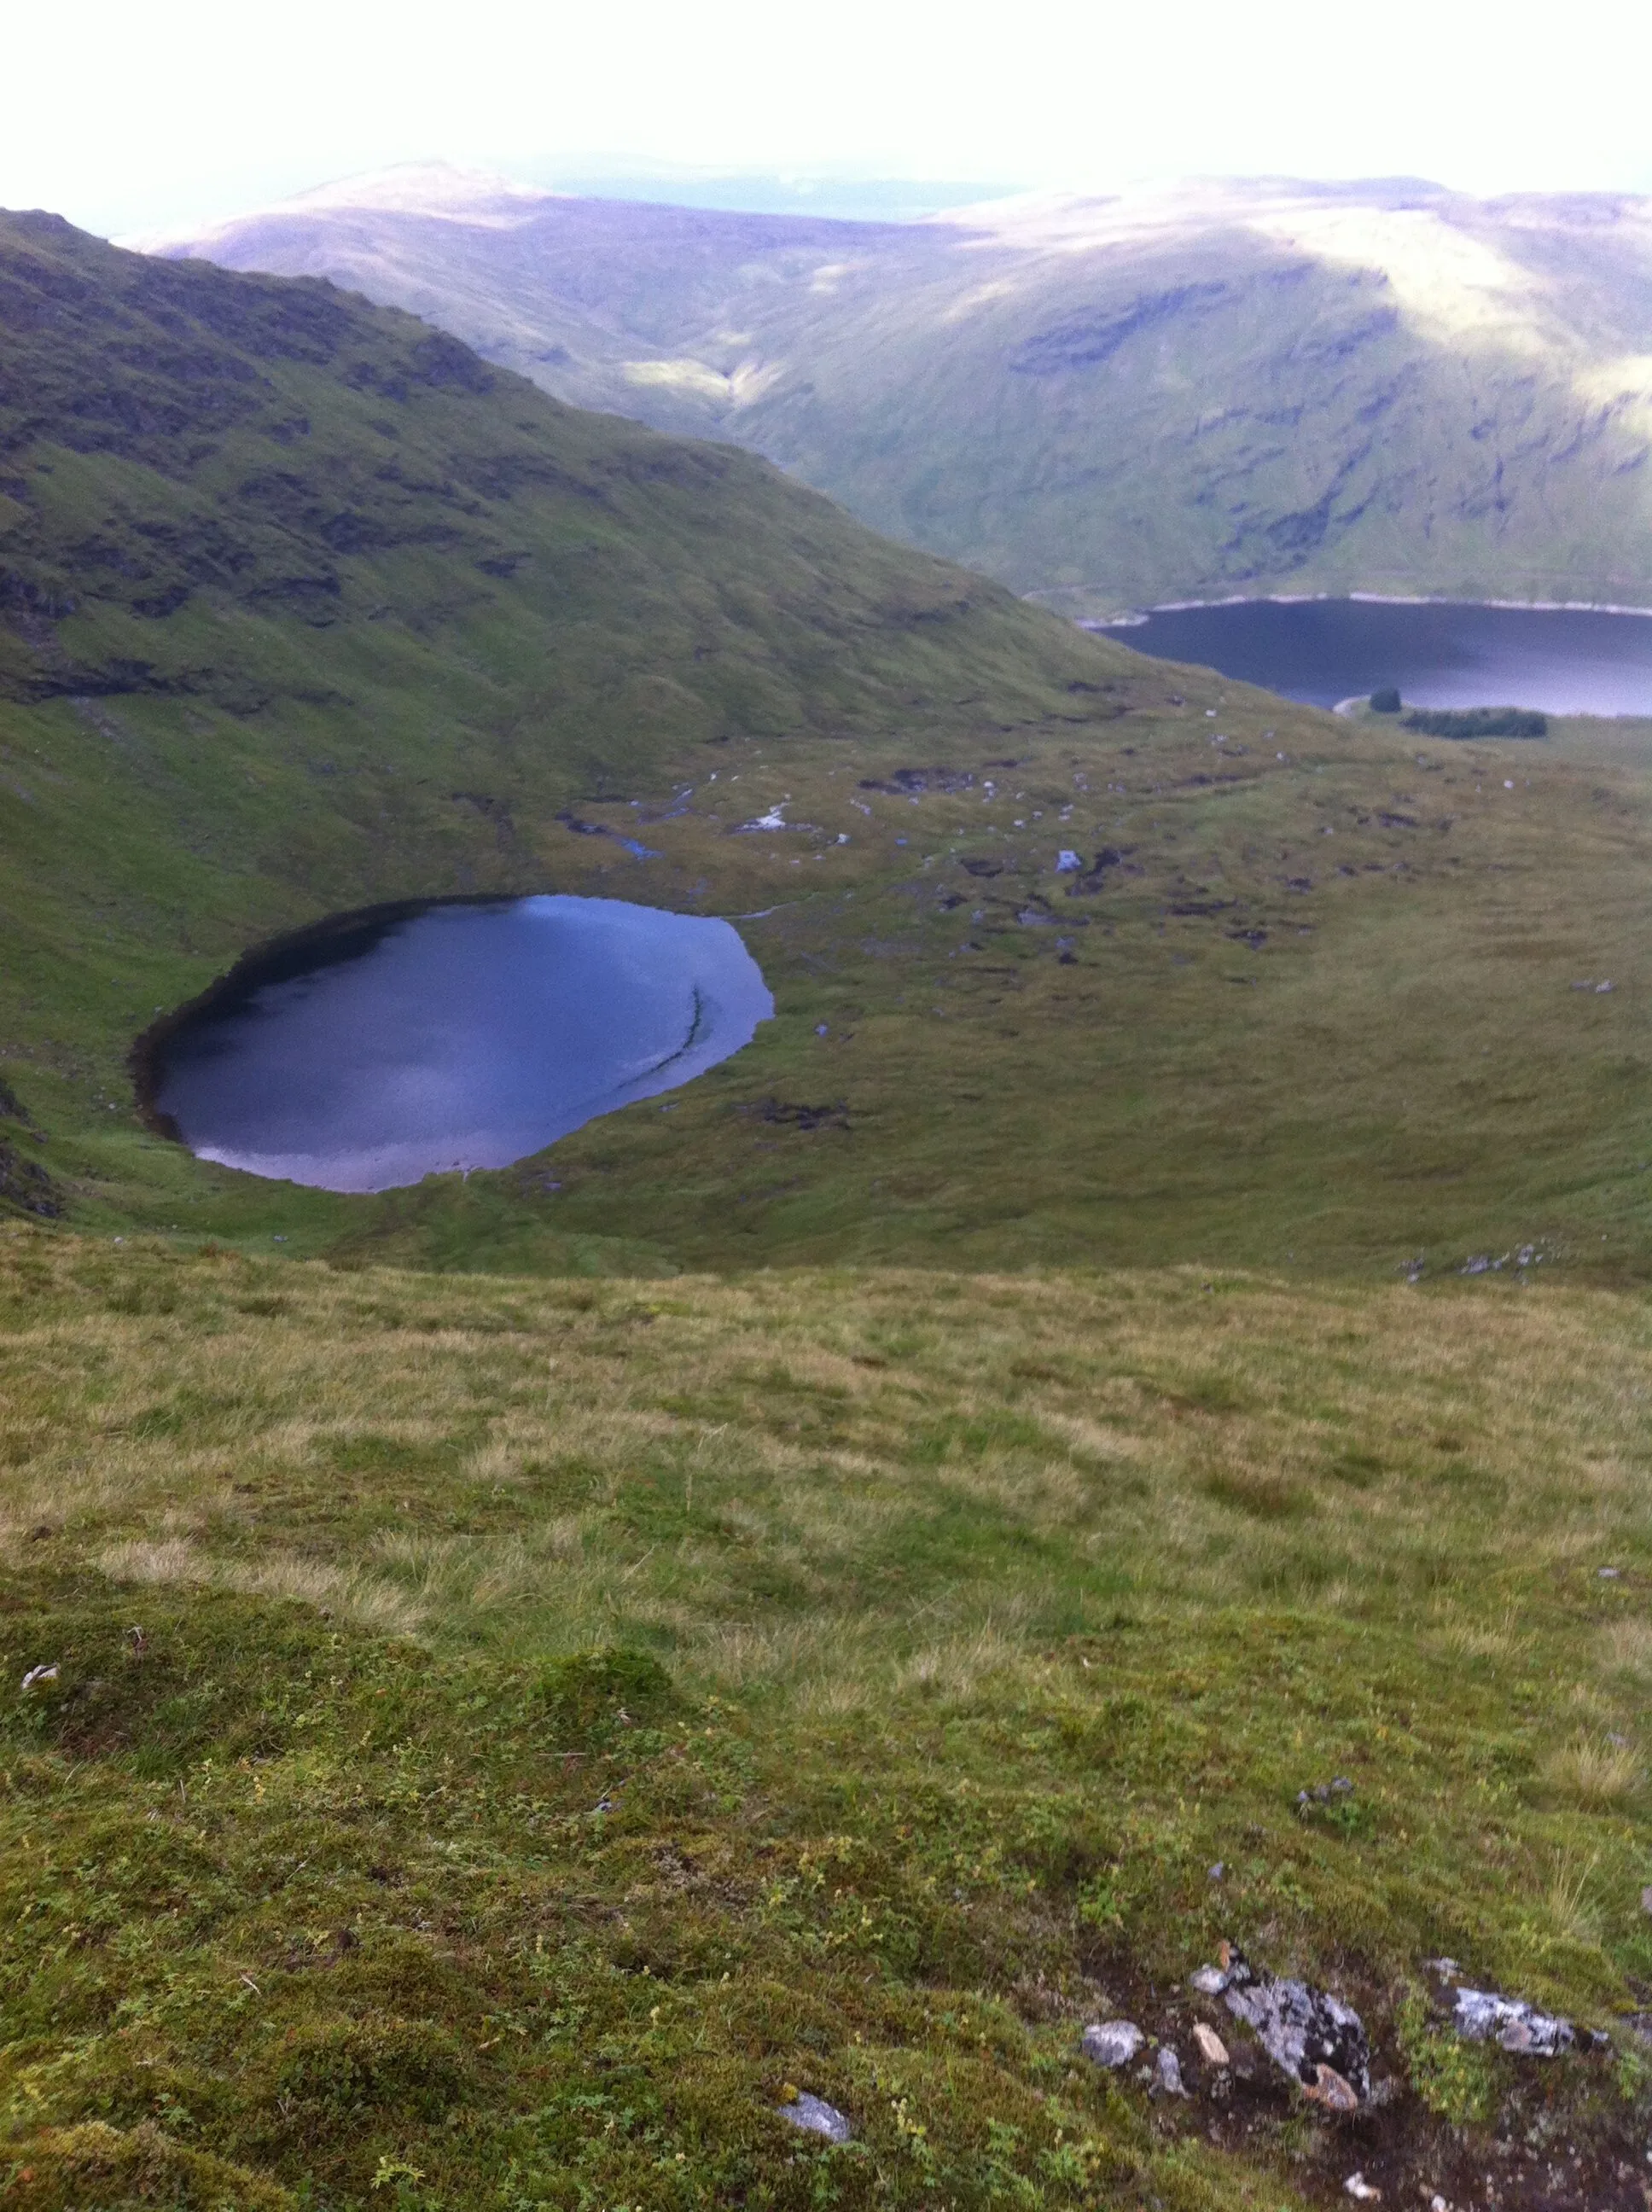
[4, 1230, 1652, 2209]
[6, 211, 1652, 2212]
[5, 211, 1652, 1285]
[153, 169, 1652, 615]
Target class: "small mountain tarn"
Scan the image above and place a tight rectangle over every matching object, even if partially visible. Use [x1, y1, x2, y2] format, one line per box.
[137, 898, 772, 1193]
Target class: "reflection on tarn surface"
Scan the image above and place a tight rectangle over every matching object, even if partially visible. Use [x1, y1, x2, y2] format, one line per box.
[142, 895, 773, 1191]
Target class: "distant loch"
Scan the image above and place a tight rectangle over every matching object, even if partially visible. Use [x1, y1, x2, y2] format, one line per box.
[1091, 598, 1652, 715]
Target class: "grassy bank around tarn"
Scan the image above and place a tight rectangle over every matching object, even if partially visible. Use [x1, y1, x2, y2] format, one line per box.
[4, 1229, 1652, 2207]
[11, 666, 1652, 1278]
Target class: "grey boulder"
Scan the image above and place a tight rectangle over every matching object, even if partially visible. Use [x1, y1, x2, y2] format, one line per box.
[1221, 1944, 1370, 2109]
[1081, 2019, 1145, 2069]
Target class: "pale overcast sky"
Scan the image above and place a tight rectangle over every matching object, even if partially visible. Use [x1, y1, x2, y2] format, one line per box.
[8, 0, 1651, 238]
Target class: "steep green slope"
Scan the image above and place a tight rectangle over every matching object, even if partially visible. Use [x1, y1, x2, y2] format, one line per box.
[154, 169, 1652, 616]
[0, 207, 1110, 731]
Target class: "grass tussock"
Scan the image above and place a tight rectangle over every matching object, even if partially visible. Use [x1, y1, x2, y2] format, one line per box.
[3, 1231, 1652, 2206]
[1544, 1733, 1644, 1810]
[97, 1534, 425, 1634]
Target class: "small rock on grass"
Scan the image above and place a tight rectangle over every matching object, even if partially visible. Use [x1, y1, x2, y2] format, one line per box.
[1081, 2020, 1143, 2069]
[1343, 2172, 1382, 2201]
[1153, 2046, 1187, 2096]
[776, 2093, 852, 2143]
[1191, 2023, 1229, 2066]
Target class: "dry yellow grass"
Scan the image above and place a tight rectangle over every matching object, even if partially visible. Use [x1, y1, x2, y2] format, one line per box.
[1, 1228, 1646, 1705]
[5, 1228, 1652, 2209]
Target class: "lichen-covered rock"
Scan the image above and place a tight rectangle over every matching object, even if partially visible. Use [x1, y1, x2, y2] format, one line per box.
[1221, 1943, 1370, 2105]
[1451, 1986, 1575, 2056]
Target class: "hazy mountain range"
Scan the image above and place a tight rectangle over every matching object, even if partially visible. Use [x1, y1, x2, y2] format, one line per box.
[148, 165, 1652, 617]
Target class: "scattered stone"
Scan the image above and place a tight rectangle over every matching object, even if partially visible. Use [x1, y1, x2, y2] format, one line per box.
[776, 2093, 852, 2143]
[1449, 1984, 1575, 2056]
[1221, 1943, 1371, 2105]
[1056, 849, 1082, 871]
[20, 1663, 58, 1691]
[1343, 2172, 1382, 2201]
[1153, 2045, 1187, 2096]
[1081, 2019, 1144, 2069]
[1207, 1861, 1225, 1883]
[1190, 1964, 1230, 1995]
[1307, 2064, 1362, 2112]
[1640, 1884, 1652, 1917]
[1597, 1566, 1622, 1580]
[1191, 2023, 1229, 2066]
[1296, 1776, 1354, 1816]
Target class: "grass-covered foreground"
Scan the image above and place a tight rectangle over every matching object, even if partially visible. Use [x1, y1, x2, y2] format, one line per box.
[4, 1227, 1652, 2207]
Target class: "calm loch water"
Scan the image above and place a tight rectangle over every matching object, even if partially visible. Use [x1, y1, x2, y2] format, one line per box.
[1094, 598, 1652, 714]
[145, 895, 773, 1192]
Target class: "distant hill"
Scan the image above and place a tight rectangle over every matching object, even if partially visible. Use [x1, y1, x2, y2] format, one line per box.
[148, 167, 1652, 617]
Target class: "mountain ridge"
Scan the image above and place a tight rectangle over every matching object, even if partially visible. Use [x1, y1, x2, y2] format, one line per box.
[148, 166, 1652, 616]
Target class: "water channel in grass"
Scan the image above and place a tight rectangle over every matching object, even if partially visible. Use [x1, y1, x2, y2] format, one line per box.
[138, 895, 773, 1192]
[1091, 598, 1652, 714]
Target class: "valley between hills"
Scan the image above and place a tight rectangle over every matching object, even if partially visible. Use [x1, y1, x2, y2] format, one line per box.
[3, 207, 1652, 2212]
[153, 166, 1652, 618]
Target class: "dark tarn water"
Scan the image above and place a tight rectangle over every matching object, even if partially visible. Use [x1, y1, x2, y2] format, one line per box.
[1092, 599, 1652, 714]
[147, 895, 773, 1192]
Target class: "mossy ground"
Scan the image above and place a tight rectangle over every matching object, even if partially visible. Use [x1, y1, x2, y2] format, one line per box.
[3, 1232, 1652, 2206]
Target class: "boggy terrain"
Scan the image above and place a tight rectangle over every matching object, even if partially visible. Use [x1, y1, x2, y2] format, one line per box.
[4, 208, 1652, 2211]
[155, 168, 1652, 615]
[4, 1234, 1652, 2209]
